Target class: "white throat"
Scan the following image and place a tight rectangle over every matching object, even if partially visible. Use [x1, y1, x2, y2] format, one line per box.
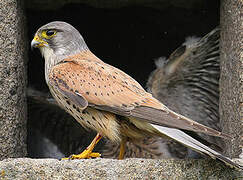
[40, 47, 58, 84]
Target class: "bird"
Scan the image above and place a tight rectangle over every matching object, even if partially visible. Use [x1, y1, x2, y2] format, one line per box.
[147, 27, 223, 158]
[28, 29, 219, 160]
[31, 21, 241, 169]
[28, 28, 220, 160]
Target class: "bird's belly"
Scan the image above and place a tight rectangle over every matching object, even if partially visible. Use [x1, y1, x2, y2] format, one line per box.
[48, 86, 121, 142]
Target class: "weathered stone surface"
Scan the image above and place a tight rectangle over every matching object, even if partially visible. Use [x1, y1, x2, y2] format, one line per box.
[0, 158, 242, 179]
[0, 0, 27, 160]
[25, 0, 204, 10]
[220, 0, 243, 158]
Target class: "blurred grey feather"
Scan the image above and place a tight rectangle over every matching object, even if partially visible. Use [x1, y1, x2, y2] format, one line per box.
[147, 27, 223, 157]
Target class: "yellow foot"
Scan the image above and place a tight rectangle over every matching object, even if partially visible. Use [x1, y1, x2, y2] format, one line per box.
[62, 133, 102, 160]
[62, 150, 101, 160]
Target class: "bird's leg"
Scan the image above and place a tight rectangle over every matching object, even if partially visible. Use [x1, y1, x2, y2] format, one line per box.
[118, 137, 127, 160]
[63, 133, 102, 160]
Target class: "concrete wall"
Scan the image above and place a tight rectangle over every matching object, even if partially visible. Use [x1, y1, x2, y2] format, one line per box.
[0, 0, 27, 160]
[220, 0, 243, 158]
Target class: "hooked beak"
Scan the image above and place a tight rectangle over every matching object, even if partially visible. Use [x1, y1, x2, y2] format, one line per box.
[31, 35, 48, 49]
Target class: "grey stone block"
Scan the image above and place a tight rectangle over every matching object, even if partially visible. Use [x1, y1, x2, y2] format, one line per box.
[0, 158, 242, 179]
[0, 0, 27, 160]
[220, 0, 243, 158]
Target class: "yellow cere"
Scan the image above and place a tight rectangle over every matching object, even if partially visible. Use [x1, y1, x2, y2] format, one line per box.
[33, 35, 48, 47]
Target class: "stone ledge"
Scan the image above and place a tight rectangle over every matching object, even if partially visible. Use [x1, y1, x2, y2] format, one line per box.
[25, 0, 204, 10]
[0, 158, 242, 179]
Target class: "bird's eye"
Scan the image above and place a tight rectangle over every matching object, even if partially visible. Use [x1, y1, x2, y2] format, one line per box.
[46, 30, 55, 36]
[41, 29, 57, 39]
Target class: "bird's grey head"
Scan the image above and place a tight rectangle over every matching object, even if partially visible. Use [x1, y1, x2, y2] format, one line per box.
[31, 21, 89, 61]
[31, 21, 89, 83]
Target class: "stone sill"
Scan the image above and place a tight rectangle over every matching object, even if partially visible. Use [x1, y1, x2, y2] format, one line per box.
[0, 158, 242, 179]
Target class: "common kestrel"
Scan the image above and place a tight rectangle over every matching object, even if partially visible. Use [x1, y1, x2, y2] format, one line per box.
[31, 21, 241, 169]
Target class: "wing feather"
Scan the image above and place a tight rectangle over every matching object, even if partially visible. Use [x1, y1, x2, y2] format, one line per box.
[151, 125, 242, 170]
